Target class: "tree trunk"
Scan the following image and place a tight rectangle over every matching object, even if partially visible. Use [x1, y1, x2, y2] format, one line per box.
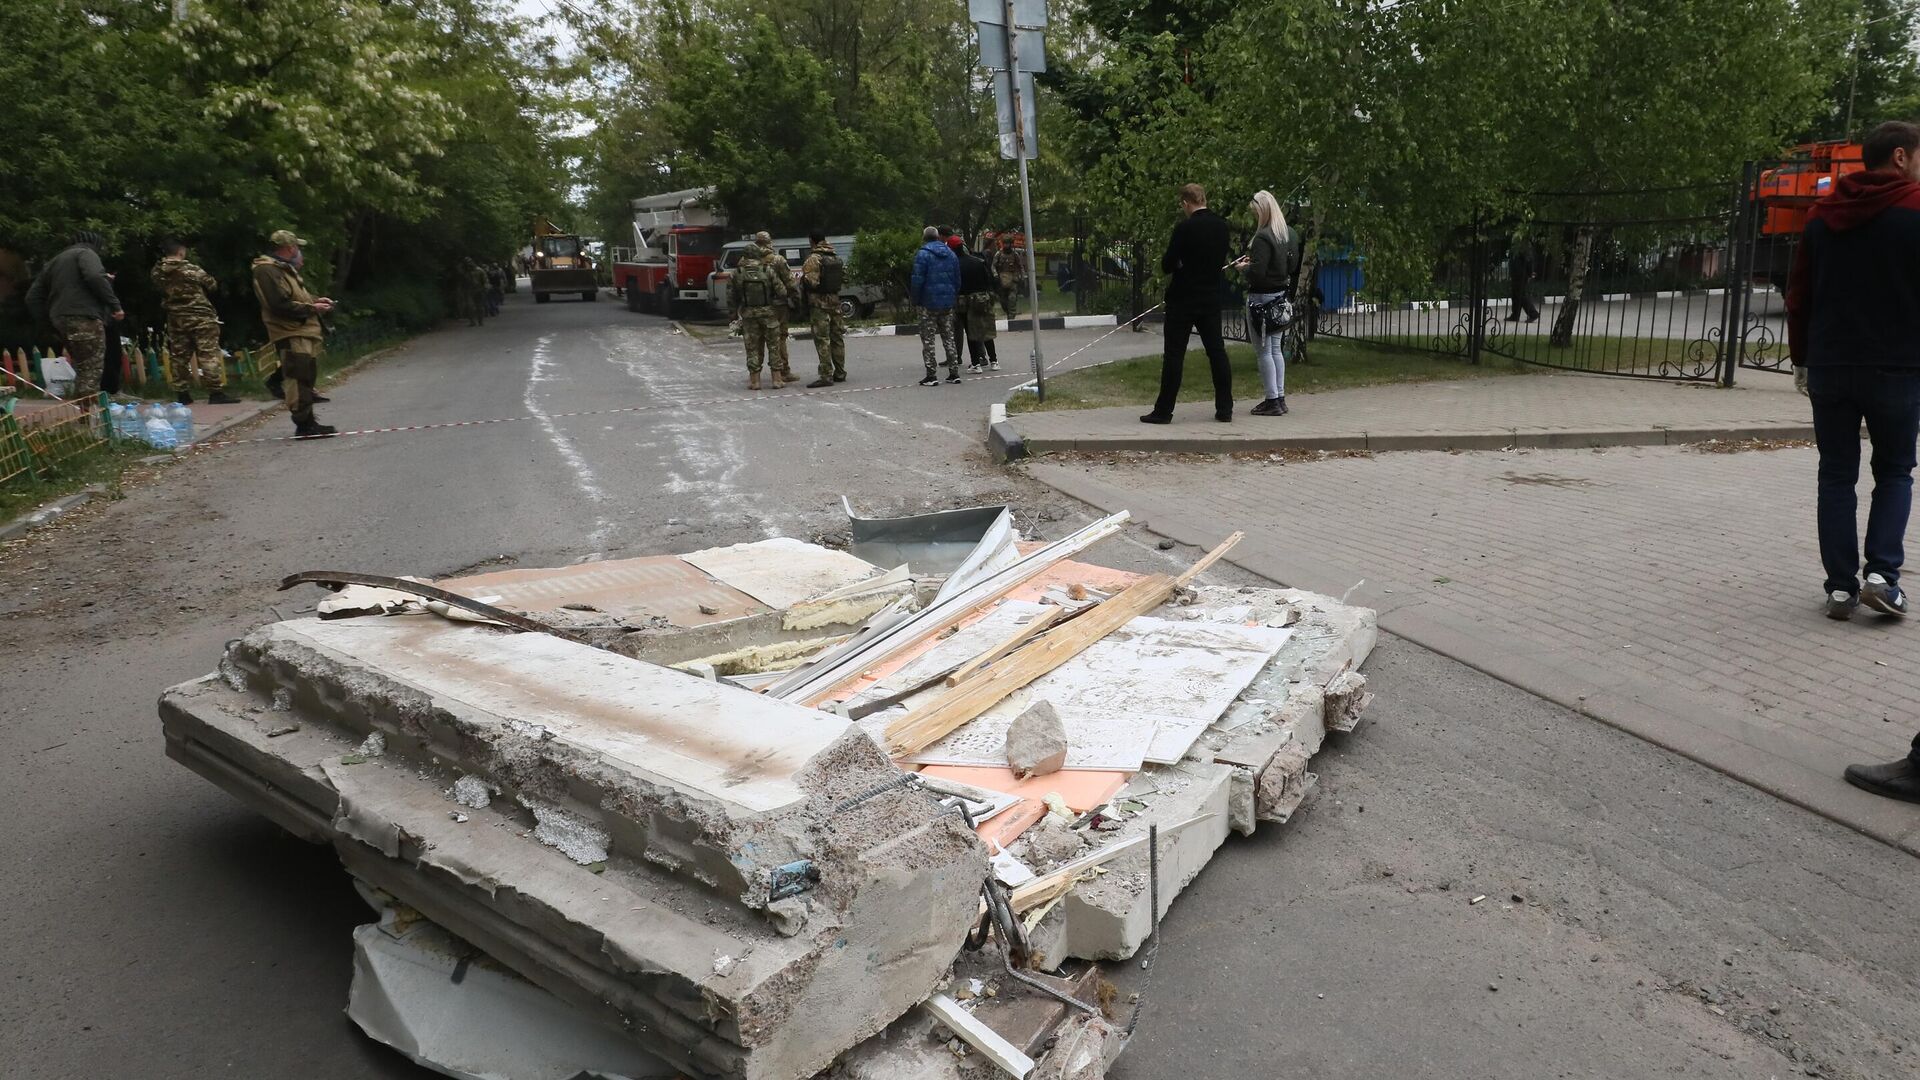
[1292, 200, 1326, 364]
[332, 208, 372, 296]
[1549, 226, 1594, 348]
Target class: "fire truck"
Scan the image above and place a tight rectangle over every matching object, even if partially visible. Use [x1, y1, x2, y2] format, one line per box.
[609, 188, 728, 316]
[1749, 140, 1865, 288]
[529, 218, 599, 303]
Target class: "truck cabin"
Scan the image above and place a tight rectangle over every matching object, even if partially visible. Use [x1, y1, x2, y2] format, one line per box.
[535, 234, 590, 270]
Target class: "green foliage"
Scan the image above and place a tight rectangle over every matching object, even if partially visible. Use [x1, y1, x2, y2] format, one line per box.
[573, 0, 1018, 242]
[847, 227, 921, 309]
[0, 0, 563, 344]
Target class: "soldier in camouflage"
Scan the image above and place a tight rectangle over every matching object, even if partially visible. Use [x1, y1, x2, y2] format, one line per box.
[753, 231, 797, 385]
[152, 240, 238, 405]
[24, 229, 124, 407]
[994, 240, 1024, 317]
[731, 244, 789, 390]
[799, 233, 847, 387]
[252, 229, 337, 438]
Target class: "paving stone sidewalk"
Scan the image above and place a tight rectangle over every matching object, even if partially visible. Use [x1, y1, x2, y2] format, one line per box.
[1030, 443, 1920, 855]
[1011, 371, 1814, 454]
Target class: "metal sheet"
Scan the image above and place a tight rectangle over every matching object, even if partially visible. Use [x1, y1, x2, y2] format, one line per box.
[349, 915, 677, 1080]
[442, 556, 767, 627]
[844, 499, 1015, 578]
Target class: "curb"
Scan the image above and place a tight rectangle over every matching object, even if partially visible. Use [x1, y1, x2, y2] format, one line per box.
[798, 314, 1117, 341]
[985, 403, 1026, 463]
[0, 484, 106, 541]
[1008, 422, 1816, 457]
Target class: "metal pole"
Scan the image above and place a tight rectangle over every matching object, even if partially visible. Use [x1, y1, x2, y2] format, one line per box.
[1004, 0, 1046, 401]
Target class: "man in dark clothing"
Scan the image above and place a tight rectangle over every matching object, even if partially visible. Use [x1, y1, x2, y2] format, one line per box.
[1506, 239, 1540, 322]
[1143, 183, 1234, 424]
[1785, 119, 1920, 803]
[24, 230, 125, 404]
[956, 242, 1000, 372]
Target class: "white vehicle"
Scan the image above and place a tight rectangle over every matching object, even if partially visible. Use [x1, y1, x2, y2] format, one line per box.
[708, 235, 882, 319]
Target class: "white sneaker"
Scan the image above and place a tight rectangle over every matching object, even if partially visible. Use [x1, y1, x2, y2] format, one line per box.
[1862, 573, 1908, 617]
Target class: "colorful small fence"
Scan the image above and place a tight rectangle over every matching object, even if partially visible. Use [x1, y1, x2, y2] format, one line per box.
[0, 395, 114, 489]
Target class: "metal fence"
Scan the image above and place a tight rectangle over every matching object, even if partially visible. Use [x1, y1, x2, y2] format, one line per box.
[1284, 171, 1809, 386]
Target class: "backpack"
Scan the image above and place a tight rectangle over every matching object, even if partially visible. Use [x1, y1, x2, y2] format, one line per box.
[736, 259, 772, 308]
[814, 251, 845, 295]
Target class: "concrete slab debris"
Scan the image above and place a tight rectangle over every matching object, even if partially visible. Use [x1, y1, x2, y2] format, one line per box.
[444, 555, 770, 627]
[160, 516, 1377, 1080]
[682, 537, 885, 610]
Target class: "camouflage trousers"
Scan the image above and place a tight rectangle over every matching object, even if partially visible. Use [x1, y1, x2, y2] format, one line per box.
[166, 317, 227, 391]
[276, 337, 323, 424]
[809, 303, 846, 380]
[59, 315, 106, 400]
[918, 307, 959, 375]
[772, 310, 793, 374]
[740, 308, 780, 374]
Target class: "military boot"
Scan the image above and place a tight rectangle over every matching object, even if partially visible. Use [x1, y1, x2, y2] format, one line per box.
[749, 370, 761, 390]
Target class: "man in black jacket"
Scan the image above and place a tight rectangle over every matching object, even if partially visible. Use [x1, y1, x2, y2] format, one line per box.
[1785, 119, 1920, 803]
[24, 231, 125, 403]
[1143, 183, 1234, 423]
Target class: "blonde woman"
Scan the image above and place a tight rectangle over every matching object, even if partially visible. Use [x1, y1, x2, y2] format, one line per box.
[1239, 190, 1300, 416]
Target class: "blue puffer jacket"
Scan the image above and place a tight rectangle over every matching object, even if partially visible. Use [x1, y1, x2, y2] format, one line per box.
[910, 240, 961, 311]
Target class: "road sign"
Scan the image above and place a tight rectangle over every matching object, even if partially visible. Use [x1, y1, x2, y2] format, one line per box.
[968, 0, 1046, 26]
[975, 22, 1046, 72]
[990, 70, 1037, 161]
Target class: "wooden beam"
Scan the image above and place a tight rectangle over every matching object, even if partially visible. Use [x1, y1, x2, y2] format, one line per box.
[943, 606, 1065, 687]
[883, 530, 1243, 757]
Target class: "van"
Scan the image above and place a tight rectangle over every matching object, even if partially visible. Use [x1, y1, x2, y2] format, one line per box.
[708, 235, 883, 319]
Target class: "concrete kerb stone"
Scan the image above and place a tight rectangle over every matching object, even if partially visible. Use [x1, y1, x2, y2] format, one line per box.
[1027, 463, 1920, 859]
[0, 483, 107, 541]
[998, 421, 1818, 460]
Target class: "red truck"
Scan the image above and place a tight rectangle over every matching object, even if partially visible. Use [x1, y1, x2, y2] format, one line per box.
[1750, 140, 1865, 289]
[610, 188, 728, 317]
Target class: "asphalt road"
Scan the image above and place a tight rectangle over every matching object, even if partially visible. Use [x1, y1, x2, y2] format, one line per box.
[1, 289, 1911, 1079]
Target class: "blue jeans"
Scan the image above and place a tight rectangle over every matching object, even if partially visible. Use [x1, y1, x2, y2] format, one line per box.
[1808, 365, 1920, 595]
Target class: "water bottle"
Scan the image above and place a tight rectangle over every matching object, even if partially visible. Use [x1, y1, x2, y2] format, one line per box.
[142, 404, 178, 450]
[106, 402, 127, 440]
[168, 401, 194, 446]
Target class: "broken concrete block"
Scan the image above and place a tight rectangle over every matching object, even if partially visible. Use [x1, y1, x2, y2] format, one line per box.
[1005, 700, 1068, 779]
[1324, 670, 1374, 733]
[1018, 818, 1085, 870]
[160, 617, 988, 1080]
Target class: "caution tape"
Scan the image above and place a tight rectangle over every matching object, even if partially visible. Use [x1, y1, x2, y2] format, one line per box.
[190, 367, 1043, 450]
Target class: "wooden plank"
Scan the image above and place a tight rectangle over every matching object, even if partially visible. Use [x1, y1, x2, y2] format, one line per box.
[943, 606, 1065, 686]
[1173, 530, 1244, 587]
[884, 574, 1174, 755]
[926, 993, 1035, 1078]
[883, 533, 1243, 757]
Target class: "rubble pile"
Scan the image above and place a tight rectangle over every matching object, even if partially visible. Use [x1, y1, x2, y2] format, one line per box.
[159, 508, 1377, 1080]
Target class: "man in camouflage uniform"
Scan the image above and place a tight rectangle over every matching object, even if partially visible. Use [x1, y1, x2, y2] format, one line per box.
[459, 259, 489, 326]
[152, 240, 238, 405]
[994, 239, 1024, 317]
[731, 243, 789, 390]
[24, 229, 124, 406]
[799, 233, 847, 387]
[753, 231, 797, 385]
[252, 229, 337, 438]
